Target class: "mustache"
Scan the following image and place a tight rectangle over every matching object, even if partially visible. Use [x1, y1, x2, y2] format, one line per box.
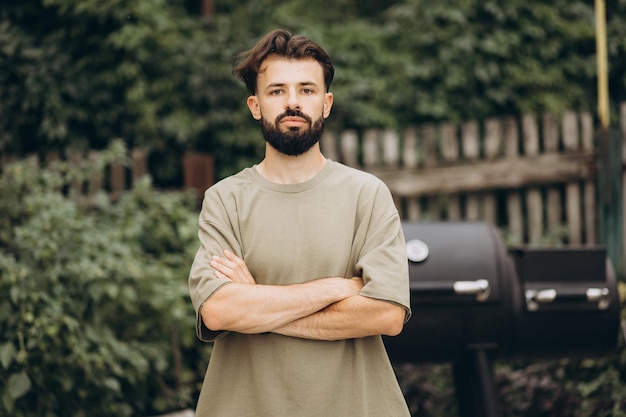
[275, 110, 313, 124]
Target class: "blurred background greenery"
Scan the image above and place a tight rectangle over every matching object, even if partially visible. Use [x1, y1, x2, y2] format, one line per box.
[2, 0, 626, 180]
[1, 1, 625, 416]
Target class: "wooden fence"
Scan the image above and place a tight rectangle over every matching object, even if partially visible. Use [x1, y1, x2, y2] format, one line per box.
[321, 103, 626, 260]
[108, 150, 215, 200]
[1, 149, 215, 202]
[3, 105, 625, 262]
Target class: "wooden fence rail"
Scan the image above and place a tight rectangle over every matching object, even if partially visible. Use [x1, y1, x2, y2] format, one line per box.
[322, 105, 626, 257]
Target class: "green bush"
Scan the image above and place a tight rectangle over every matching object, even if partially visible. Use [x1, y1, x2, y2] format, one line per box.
[496, 354, 626, 417]
[395, 338, 626, 417]
[0, 149, 207, 416]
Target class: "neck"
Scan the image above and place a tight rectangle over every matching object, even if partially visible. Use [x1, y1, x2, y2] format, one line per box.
[257, 144, 327, 184]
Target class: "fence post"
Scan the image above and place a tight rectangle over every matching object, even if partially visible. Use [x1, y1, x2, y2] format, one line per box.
[183, 152, 214, 200]
[462, 121, 480, 220]
[483, 118, 502, 225]
[581, 112, 597, 245]
[131, 148, 148, 183]
[441, 123, 461, 220]
[340, 130, 359, 168]
[522, 114, 543, 244]
[562, 111, 583, 245]
[422, 124, 441, 220]
[403, 126, 419, 169]
[88, 151, 104, 197]
[382, 129, 400, 168]
[403, 127, 421, 221]
[363, 129, 380, 169]
[321, 131, 339, 162]
[505, 117, 524, 244]
[543, 114, 562, 241]
[110, 161, 126, 201]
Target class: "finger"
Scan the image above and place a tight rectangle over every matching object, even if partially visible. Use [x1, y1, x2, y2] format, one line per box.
[223, 249, 243, 264]
[223, 250, 250, 272]
[212, 257, 252, 284]
[221, 250, 256, 284]
[350, 277, 365, 290]
[212, 255, 240, 271]
[211, 258, 234, 276]
[213, 269, 232, 281]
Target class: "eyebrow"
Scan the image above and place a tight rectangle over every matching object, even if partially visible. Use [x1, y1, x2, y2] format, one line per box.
[264, 81, 319, 90]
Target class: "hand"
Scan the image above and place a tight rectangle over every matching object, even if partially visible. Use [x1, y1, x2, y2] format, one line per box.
[210, 250, 256, 284]
[323, 276, 363, 298]
[349, 277, 365, 293]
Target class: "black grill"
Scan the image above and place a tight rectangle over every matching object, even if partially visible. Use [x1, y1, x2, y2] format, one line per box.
[385, 221, 622, 417]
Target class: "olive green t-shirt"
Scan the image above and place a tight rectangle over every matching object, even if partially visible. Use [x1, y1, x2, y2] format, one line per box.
[189, 160, 411, 417]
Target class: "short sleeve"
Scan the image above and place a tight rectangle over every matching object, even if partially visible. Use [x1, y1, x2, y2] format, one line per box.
[188, 185, 242, 342]
[355, 183, 411, 322]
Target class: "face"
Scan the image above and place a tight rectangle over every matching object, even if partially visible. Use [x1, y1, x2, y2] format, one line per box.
[247, 56, 333, 156]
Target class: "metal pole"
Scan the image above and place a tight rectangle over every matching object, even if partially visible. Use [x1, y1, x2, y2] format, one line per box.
[595, 0, 610, 204]
[594, 0, 623, 268]
[452, 349, 502, 417]
[595, 0, 609, 129]
[474, 349, 502, 417]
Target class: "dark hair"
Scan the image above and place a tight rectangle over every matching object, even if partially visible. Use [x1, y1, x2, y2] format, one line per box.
[233, 29, 335, 95]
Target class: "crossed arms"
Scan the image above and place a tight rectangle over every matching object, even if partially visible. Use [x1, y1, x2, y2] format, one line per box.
[200, 250, 406, 341]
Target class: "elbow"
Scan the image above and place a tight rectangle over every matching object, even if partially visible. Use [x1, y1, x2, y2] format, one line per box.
[199, 283, 238, 331]
[383, 320, 404, 337]
[381, 306, 406, 337]
[200, 301, 227, 331]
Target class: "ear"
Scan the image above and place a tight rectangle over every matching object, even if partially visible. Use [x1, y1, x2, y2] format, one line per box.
[323, 92, 334, 119]
[247, 95, 262, 120]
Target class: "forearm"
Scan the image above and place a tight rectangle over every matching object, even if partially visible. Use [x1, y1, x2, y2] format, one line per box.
[200, 277, 359, 334]
[272, 295, 407, 341]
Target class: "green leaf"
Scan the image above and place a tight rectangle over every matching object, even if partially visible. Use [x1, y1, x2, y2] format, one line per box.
[2, 388, 15, 414]
[9, 287, 19, 304]
[7, 371, 31, 400]
[102, 377, 121, 393]
[0, 301, 13, 321]
[0, 343, 15, 369]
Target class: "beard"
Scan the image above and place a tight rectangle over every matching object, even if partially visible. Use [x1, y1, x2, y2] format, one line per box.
[261, 110, 324, 156]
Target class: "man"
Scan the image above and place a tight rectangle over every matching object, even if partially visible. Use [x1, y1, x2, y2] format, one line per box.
[188, 28, 411, 417]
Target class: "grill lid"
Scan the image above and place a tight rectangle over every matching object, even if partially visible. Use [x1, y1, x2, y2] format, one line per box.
[386, 222, 516, 363]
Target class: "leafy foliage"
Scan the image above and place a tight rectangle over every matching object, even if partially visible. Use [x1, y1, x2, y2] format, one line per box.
[0, 0, 214, 157]
[0, 149, 206, 416]
[383, 0, 598, 122]
[496, 344, 626, 417]
[3, 0, 626, 179]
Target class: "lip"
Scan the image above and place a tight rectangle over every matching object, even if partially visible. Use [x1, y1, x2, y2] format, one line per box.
[280, 117, 307, 127]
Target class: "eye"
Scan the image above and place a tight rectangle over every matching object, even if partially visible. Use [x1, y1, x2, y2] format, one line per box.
[302, 88, 314, 94]
[269, 89, 283, 95]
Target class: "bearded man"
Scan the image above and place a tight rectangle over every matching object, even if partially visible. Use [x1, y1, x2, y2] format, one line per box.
[188, 28, 412, 417]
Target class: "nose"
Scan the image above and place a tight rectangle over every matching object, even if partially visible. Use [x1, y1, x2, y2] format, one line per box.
[285, 88, 300, 110]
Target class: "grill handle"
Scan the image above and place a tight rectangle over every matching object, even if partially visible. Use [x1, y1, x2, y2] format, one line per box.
[410, 279, 490, 302]
[525, 287, 611, 311]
